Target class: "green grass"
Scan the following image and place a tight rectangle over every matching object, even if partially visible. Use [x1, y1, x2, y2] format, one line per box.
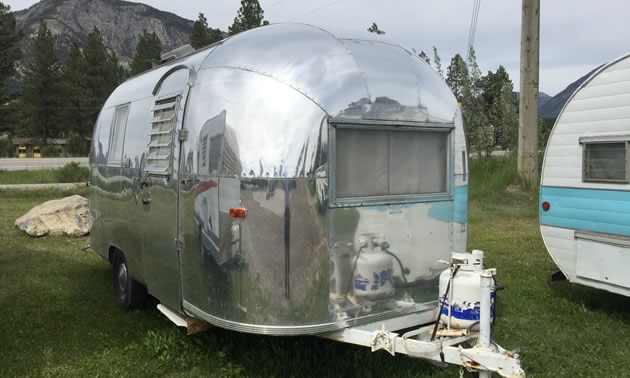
[0, 162, 89, 185]
[2, 160, 630, 376]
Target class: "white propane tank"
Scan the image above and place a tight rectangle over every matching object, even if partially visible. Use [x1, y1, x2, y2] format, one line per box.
[438, 250, 494, 329]
[353, 233, 395, 299]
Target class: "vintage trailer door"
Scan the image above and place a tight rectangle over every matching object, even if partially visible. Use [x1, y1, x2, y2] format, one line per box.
[138, 66, 192, 310]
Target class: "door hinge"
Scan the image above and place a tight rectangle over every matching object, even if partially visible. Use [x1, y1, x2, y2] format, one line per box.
[176, 237, 185, 253]
[178, 129, 189, 142]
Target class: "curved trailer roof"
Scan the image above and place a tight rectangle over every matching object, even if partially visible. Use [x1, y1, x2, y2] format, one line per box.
[103, 23, 459, 125]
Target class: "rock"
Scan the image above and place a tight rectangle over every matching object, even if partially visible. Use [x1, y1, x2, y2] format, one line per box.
[15, 195, 92, 237]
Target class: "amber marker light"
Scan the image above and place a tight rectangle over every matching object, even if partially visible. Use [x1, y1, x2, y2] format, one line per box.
[542, 202, 550, 211]
[229, 208, 248, 218]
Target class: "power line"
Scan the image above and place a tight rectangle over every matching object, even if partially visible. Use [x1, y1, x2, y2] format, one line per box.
[466, 0, 481, 64]
[288, 0, 343, 22]
[266, 0, 286, 11]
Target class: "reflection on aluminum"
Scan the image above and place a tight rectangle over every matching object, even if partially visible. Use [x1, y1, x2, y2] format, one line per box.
[90, 23, 466, 335]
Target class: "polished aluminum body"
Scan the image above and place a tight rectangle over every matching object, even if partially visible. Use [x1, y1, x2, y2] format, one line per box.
[90, 23, 468, 335]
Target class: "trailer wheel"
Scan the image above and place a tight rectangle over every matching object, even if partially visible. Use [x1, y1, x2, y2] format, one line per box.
[112, 250, 147, 309]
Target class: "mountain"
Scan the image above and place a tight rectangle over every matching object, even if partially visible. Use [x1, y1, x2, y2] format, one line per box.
[539, 65, 602, 119]
[514, 91, 552, 109]
[14, 0, 195, 64]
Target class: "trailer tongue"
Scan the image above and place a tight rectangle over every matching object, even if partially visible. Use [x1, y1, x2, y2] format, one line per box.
[322, 254, 524, 377]
[159, 249, 525, 377]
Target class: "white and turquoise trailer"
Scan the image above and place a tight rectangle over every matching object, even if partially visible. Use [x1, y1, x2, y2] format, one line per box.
[540, 52, 630, 296]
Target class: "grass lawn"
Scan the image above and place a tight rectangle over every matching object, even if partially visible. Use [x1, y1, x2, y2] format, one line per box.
[2, 158, 630, 377]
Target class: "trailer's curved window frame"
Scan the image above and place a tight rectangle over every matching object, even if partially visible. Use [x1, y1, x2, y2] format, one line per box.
[329, 118, 453, 208]
[580, 135, 630, 184]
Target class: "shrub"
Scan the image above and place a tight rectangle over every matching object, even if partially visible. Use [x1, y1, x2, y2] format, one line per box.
[66, 132, 88, 156]
[54, 162, 89, 183]
[42, 145, 61, 157]
[0, 138, 14, 157]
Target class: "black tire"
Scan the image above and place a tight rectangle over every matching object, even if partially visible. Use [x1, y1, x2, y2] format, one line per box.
[112, 250, 148, 309]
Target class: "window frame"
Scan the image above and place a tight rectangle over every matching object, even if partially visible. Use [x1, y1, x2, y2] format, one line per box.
[329, 119, 454, 208]
[580, 135, 630, 184]
[107, 103, 131, 166]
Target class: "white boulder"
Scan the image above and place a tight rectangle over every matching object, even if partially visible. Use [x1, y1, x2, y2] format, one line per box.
[15, 195, 92, 237]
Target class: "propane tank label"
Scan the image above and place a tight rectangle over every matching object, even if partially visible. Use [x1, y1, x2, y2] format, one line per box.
[439, 292, 495, 320]
[354, 268, 393, 292]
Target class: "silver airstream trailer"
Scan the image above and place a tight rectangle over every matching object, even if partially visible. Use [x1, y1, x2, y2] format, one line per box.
[90, 23, 523, 375]
[540, 52, 630, 297]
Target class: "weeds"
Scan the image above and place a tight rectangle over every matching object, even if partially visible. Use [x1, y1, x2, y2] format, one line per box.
[0, 162, 89, 184]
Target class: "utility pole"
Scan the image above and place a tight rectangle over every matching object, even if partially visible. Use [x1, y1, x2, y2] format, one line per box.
[518, 0, 540, 186]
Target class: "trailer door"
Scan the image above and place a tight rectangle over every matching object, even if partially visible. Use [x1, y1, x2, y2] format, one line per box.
[138, 67, 192, 311]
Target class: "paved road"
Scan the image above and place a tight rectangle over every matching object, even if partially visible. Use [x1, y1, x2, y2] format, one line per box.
[0, 157, 88, 170]
[0, 183, 86, 190]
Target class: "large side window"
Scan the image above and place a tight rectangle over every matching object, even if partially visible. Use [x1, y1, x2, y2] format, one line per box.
[335, 127, 449, 199]
[108, 104, 130, 165]
[583, 141, 628, 183]
[146, 95, 179, 175]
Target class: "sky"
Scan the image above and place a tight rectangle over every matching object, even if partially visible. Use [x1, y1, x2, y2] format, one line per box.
[5, 0, 630, 96]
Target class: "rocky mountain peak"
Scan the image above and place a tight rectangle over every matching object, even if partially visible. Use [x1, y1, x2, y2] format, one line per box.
[14, 0, 193, 63]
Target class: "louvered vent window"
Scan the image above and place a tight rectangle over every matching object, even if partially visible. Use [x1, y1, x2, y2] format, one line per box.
[146, 96, 179, 174]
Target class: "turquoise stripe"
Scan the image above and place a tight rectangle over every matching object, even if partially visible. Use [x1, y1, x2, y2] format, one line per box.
[453, 185, 468, 223]
[429, 185, 468, 223]
[540, 186, 630, 236]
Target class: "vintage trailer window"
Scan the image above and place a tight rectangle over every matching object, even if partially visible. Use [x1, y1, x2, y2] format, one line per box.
[107, 104, 130, 164]
[335, 128, 449, 199]
[146, 95, 179, 174]
[583, 142, 628, 183]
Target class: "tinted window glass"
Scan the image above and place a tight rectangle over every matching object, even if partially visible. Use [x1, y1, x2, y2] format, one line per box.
[335, 128, 448, 198]
[584, 142, 627, 182]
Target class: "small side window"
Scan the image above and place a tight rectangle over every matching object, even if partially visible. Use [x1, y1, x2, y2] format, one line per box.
[583, 142, 628, 183]
[108, 104, 130, 164]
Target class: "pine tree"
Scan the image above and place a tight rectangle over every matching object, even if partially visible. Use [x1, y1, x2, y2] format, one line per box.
[463, 47, 490, 156]
[0, 2, 22, 134]
[82, 27, 123, 132]
[229, 0, 269, 35]
[367, 22, 385, 35]
[479, 66, 518, 151]
[190, 12, 208, 49]
[418, 51, 430, 65]
[20, 19, 62, 143]
[190, 13, 223, 49]
[130, 30, 162, 76]
[433, 46, 443, 78]
[60, 42, 90, 137]
[445, 54, 468, 103]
